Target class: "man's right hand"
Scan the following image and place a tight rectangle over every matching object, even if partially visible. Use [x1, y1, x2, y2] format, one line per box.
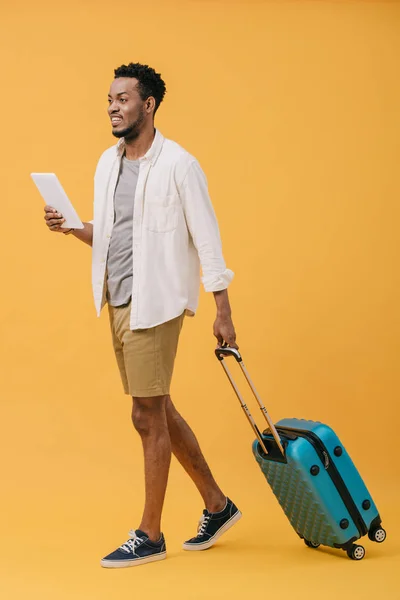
[44, 205, 67, 232]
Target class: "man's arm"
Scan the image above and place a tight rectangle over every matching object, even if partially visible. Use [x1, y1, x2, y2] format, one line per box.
[213, 289, 238, 349]
[44, 207, 93, 247]
[180, 160, 238, 348]
[70, 222, 93, 247]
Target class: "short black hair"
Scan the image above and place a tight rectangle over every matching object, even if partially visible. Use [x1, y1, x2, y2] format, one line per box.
[114, 63, 166, 114]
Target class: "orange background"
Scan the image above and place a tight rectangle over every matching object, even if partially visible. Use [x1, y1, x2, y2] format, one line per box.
[1, 1, 399, 598]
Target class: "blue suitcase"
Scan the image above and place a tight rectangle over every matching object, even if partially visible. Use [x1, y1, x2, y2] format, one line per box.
[216, 346, 386, 560]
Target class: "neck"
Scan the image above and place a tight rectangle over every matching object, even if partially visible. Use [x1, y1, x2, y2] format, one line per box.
[123, 123, 156, 160]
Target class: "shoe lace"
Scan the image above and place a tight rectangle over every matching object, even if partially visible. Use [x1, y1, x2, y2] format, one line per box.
[119, 530, 144, 554]
[197, 513, 211, 536]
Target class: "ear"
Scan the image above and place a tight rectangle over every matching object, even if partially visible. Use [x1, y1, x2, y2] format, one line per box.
[145, 97, 156, 114]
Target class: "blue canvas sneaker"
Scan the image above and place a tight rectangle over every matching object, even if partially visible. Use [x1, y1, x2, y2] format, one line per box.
[100, 529, 166, 568]
[183, 498, 242, 551]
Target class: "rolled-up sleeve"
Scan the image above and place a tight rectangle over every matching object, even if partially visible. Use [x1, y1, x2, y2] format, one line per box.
[180, 160, 234, 292]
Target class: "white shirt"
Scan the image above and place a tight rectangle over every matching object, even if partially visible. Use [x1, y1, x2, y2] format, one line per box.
[90, 129, 234, 330]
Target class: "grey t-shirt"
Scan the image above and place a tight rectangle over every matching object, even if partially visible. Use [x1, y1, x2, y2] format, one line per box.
[106, 156, 140, 306]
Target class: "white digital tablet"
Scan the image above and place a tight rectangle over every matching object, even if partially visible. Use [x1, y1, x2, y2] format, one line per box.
[31, 172, 84, 230]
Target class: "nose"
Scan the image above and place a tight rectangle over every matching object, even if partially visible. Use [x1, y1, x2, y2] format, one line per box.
[108, 100, 119, 114]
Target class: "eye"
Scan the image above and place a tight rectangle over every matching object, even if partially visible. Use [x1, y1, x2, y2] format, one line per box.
[120, 98, 127, 103]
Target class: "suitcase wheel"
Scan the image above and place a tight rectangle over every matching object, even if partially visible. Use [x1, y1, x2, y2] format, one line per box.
[368, 527, 387, 543]
[304, 539, 320, 549]
[347, 544, 366, 560]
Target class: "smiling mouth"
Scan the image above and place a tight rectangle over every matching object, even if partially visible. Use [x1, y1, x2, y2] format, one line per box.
[111, 117, 123, 126]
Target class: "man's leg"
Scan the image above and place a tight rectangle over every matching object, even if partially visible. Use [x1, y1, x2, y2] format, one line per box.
[164, 396, 242, 550]
[101, 309, 178, 567]
[165, 395, 226, 513]
[132, 395, 171, 542]
[99, 392, 170, 567]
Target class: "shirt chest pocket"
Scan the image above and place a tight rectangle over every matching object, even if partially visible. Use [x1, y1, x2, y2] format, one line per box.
[143, 194, 180, 233]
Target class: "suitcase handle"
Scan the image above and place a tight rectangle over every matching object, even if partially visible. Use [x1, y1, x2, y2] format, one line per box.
[215, 344, 285, 457]
[216, 346, 243, 362]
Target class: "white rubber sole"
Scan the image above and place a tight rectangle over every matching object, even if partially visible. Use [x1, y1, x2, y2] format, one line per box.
[100, 551, 166, 568]
[182, 510, 242, 551]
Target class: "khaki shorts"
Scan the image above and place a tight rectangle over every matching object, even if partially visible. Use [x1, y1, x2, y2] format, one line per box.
[108, 301, 185, 397]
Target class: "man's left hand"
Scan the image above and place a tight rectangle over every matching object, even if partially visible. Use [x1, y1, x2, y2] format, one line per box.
[213, 314, 238, 349]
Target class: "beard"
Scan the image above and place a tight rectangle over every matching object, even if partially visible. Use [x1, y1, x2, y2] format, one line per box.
[112, 106, 145, 140]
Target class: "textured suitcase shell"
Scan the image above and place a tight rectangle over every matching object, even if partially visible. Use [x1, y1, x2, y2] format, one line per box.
[252, 418, 380, 549]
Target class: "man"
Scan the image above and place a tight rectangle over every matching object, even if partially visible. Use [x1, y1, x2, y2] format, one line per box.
[44, 62, 241, 568]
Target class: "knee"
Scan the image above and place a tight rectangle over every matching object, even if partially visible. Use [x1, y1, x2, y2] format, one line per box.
[131, 404, 150, 436]
[131, 396, 167, 436]
[165, 396, 182, 427]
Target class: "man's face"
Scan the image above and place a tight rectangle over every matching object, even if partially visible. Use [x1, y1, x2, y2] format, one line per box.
[107, 78, 145, 140]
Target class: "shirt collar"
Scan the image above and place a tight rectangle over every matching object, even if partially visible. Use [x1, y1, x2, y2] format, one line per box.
[116, 128, 164, 165]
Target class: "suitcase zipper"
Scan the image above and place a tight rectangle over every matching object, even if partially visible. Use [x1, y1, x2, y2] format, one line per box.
[274, 427, 368, 538]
